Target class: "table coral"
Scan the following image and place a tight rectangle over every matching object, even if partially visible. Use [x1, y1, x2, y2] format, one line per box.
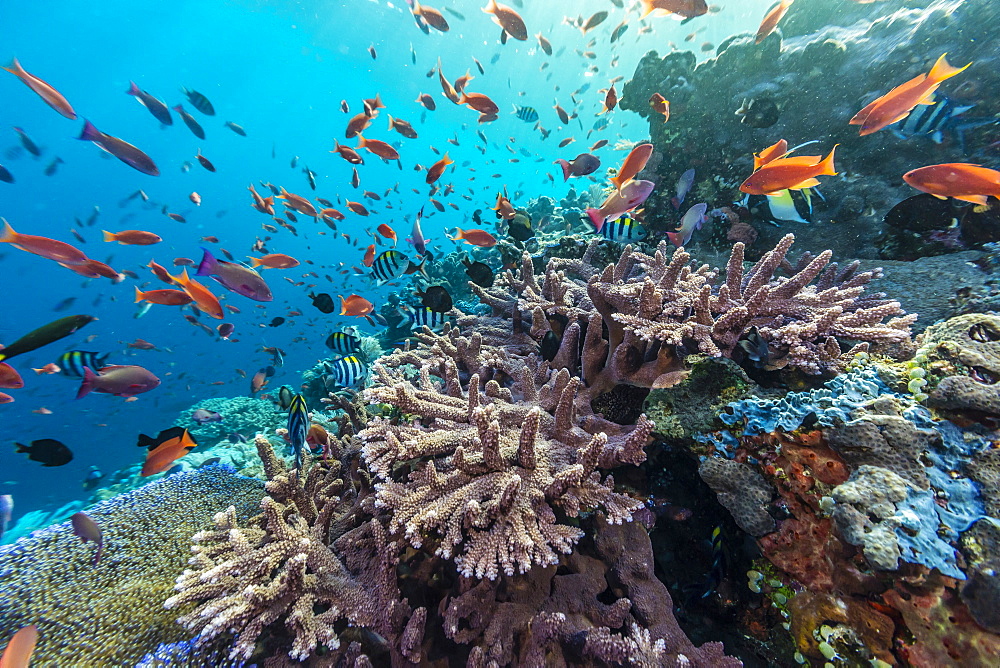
[0, 466, 264, 666]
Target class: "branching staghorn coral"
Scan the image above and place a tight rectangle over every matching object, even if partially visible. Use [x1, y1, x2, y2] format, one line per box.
[361, 361, 651, 580]
[473, 234, 914, 377]
[165, 436, 422, 664]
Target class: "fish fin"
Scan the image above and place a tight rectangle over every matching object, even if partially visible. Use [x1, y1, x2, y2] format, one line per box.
[954, 194, 989, 205]
[195, 247, 218, 276]
[666, 231, 683, 247]
[817, 144, 838, 176]
[928, 53, 971, 82]
[126, 81, 141, 96]
[0, 218, 17, 243]
[2, 58, 22, 75]
[78, 119, 101, 142]
[101, 230, 115, 242]
[555, 159, 570, 181]
[849, 99, 880, 126]
[134, 286, 145, 303]
[788, 178, 821, 190]
[586, 208, 604, 232]
[76, 366, 97, 400]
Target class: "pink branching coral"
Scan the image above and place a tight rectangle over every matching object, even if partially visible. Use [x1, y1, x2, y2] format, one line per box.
[361, 362, 651, 579]
[472, 234, 914, 376]
[164, 436, 422, 664]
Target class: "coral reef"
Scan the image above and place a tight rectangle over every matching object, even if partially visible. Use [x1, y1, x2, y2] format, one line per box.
[473, 234, 913, 380]
[166, 435, 418, 664]
[176, 396, 286, 446]
[620, 0, 1000, 259]
[0, 466, 264, 666]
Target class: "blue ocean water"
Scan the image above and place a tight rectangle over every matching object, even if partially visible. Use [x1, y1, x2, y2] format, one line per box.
[0, 1, 774, 524]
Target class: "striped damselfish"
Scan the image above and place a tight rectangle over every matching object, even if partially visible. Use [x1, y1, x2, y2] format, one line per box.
[59, 351, 110, 377]
[370, 250, 426, 282]
[400, 305, 449, 330]
[596, 214, 648, 242]
[286, 393, 309, 468]
[322, 355, 366, 388]
[512, 105, 539, 122]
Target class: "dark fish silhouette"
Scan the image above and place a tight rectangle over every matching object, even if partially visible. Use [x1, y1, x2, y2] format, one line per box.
[15, 438, 73, 466]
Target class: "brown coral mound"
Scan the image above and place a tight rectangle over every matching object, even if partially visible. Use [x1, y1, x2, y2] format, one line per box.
[473, 233, 914, 377]
[165, 436, 421, 664]
[361, 363, 650, 579]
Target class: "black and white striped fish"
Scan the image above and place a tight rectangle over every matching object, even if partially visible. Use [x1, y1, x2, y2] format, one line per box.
[370, 250, 426, 282]
[400, 305, 449, 331]
[286, 393, 309, 468]
[596, 214, 648, 242]
[322, 355, 366, 388]
[325, 331, 361, 355]
[58, 351, 110, 377]
[512, 105, 539, 122]
[894, 94, 975, 144]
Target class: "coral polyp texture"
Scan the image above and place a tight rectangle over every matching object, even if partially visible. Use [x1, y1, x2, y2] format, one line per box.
[361, 361, 651, 579]
[0, 466, 264, 666]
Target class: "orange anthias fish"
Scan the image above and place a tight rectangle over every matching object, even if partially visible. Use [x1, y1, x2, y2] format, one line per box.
[740, 145, 838, 195]
[0, 624, 39, 668]
[134, 286, 193, 306]
[412, 1, 450, 32]
[850, 53, 971, 136]
[493, 192, 516, 220]
[4, 57, 76, 119]
[339, 294, 374, 316]
[753, 139, 789, 170]
[1, 219, 88, 265]
[648, 93, 670, 123]
[377, 224, 397, 245]
[140, 427, 197, 476]
[755, 0, 794, 44]
[172, 268, 224, 319]
[426, 153, 454, 184]
[102, 229, 162, 245]
[250, 253, 300, 269]
[363, 244, 376, 267]
[346, 200, 370, 216]
[599, 84, 618, 114]
[356, 135, 400, 161]
[902, 163, 1000, 205]
[610, 143, 653, 193]
[448, 228, 498, 247]
[277, 188, 317, 217]
[0, 362, 24, 389]
[32, 363, 61, 375]
[331, 140, 365, 165]
[459, 92, 500, 116]
[482, 0, 527, 41]
[639, 0, 709, 20]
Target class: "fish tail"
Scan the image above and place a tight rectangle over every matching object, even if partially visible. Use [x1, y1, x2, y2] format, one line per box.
[101, 230, 116, 242]
[76, 366, 97, 399]
[249, 257, 264, 268]
[555, 159, 570, 181]
[134, 286, 146, 303]
[196, 247, 218, 276]
[3, 58, 23, 75]
[818, 144, 839, 176]
[585, 208, 604, 232]
[0, 218, 17, 243]
[482, 0, 497, 14]
[171, 104, 183, 112]
[667, 231, 683, 248]
[929, 53, 971, 82]
[78, 119, 101, 142]
[126, 81, 141, 96]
